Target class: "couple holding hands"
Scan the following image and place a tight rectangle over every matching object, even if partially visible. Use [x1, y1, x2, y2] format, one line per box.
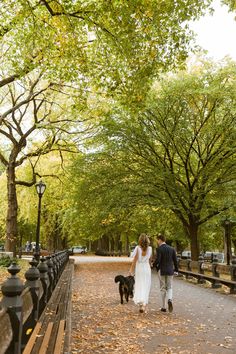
[129, 233, 178, 314]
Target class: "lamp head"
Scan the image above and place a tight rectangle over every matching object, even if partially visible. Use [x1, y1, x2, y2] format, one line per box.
[35, 180, 46, 197]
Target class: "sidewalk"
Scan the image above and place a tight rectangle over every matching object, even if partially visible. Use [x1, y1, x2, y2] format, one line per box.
[71, 259, 236, 354]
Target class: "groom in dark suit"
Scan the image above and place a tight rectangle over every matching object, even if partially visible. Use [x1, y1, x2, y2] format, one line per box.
[153, 234, 178, 312]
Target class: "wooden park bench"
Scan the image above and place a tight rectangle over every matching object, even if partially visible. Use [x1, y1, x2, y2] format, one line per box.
[23, 259, 74, 354]
[0, 250, 72, 354]
[178, 255, 236, 294]
[178, 269, 236, 293]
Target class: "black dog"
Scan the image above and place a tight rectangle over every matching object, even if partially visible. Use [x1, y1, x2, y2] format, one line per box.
[114, 275, 135, 304]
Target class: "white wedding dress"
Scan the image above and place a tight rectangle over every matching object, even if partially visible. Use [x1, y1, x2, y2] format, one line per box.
[133, 245, 152, 305]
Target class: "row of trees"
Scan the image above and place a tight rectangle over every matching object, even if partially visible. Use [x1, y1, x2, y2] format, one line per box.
[1, 60, 236, 258]
[66, 60, 236, 260]
[0, 1, 235, 256]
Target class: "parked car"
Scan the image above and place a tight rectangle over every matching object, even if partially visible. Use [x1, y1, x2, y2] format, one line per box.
[204, 252, 224, 263]
[181, 250, 191, 259]
[31, 242, 41, 252]
[70, 246, 87, 255]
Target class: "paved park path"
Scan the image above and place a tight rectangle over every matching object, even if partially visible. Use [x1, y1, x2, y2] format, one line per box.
[70, 256, 236, 354]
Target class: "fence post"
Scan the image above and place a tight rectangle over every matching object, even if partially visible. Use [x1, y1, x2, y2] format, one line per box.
[197, 255, 206, 284]
[24, 257, 41, 321]
[55, 253, 61, 280]
[1, 262, 24, 354]
[22, 258, 41, 347]
[64, 250, 68, 265]
[59, 252, 63, 274]
[38, 257, 49, 316]
[51, 254, 57, 287]
[230, 256, 236, 281]
[58, 252, 63, 272]
[229, 256, 236, 294]
[46, 256, 54, 300]
[187, 257, 191, 270]
[177, 255, 181, 268]
[59, 252, 63, 273]
[211, 255, 221, 288]
[186, 257, 192, 279]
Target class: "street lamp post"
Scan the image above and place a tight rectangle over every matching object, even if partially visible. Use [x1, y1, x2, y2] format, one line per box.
[34, 180, 46, 261]
[222, 218, 232, 266]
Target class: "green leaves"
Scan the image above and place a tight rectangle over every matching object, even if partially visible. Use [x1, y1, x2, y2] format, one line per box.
[78, 59, 236, 254]
[0, 0, 215, 104]
[222, 0, 236, 11]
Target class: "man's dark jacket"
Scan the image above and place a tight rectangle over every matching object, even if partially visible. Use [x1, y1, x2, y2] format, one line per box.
[153, 243, 178, 276]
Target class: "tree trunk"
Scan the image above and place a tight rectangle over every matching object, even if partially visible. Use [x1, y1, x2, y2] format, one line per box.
[5, 164, 18, 255]
[110, 237, 114, 252]
[188, 222, 199, 261]
[54, 214, 63, 250]
[224, 224, 232, 265]
[62, 237, 67, 249]
[125, 234, 129, 253]
[114, 234, 120, 252]
[91, 239, 98, 251]
[97, 238, 102, 250]
[88, 239, 92, 252]
[102, 235, 110, 251]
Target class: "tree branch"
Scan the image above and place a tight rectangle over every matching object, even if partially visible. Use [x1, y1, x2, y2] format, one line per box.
[198, 205, 232, 226]
[0, 151, 8, 166]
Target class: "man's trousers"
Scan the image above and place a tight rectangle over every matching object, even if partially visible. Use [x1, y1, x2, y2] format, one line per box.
[159, 275, 173, 308]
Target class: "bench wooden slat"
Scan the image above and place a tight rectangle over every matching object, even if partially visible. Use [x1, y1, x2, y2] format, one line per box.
[32, 278, 67, 353]
[53, 320, 65, 354]
[50, 263, 73, 353]
[39, 322, 53, 354]
[23, 322, 42, 354]
[32, 306, 60, 352]
[63, 262, 74, 353]
[46, 283, 68, 352]
[24, 260, 74, 354]
[179, 270, 236, 287]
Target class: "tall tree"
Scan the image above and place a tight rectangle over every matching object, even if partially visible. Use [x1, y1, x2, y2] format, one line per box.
[0, 0, 220, 252]
[100, 60, 236, 260]
[0, 72, 82, 252]
[65, 151, 184, 251]
[15, 152, 72, 252]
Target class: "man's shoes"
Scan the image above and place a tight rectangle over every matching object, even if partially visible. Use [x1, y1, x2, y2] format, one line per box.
[168, 299, 173, 313]
[160, 308, 167, 312]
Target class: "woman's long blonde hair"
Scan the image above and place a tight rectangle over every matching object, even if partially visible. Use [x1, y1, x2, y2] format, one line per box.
[138, 233, 150, 252]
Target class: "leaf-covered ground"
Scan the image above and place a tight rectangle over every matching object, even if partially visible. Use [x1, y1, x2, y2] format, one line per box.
[71, 260, 236, 354]
[71, 263, 188, 353]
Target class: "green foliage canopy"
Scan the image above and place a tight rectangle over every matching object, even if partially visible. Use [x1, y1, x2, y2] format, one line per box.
[0, 0, 213, 102]
[95, 60, 236, 258]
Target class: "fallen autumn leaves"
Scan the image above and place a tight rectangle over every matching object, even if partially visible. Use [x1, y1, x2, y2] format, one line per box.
[71, 262, 188, 354]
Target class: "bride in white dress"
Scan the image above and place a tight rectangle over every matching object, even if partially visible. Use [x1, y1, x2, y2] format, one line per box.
[129, 234, 152, 313]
